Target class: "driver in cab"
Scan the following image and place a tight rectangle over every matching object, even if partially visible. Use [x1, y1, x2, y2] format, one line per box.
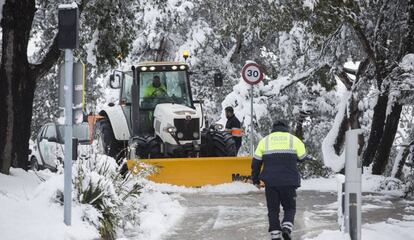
[144, 75, 167, 98]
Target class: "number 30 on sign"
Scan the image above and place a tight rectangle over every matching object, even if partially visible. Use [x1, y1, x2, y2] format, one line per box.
[241, 62, 263, 85]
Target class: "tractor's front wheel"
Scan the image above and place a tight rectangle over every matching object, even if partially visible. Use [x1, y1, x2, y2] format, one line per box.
[94, 119, 121, 159]
[133, 135, 162, 159]
[201, 131, 237, 157]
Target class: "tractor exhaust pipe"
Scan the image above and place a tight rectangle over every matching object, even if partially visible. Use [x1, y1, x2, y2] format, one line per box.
[131, 66, 140, 137]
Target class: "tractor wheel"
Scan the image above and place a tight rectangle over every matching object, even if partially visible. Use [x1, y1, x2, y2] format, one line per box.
[135, 135, 162, 159]
[201, 131, 237, 157]
[94, 119, 120, 159]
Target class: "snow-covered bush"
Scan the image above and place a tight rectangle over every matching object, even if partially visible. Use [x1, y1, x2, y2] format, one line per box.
[299, 160, 332, 179]
[73, 153, 145, 239]
[377, 178, 404, 193]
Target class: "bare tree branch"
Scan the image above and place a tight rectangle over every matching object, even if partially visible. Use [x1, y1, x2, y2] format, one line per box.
[351, 23, 376, 63]
[343, 67, 357, 75]
[279, 63, 329, 93]
[336, 71, 353, 90]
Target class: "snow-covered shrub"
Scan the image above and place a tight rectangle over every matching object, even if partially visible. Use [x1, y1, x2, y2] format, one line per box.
[73, 153, 146, 239]
[377, 177, 404, 193]
[299, 159, 332, 179]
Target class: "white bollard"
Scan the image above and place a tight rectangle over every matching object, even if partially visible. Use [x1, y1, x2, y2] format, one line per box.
[344, 129, 363, 240]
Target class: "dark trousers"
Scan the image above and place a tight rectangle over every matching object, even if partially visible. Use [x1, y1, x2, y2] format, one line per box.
[234, 137, 241, 154]
[265, 186, 297, 232]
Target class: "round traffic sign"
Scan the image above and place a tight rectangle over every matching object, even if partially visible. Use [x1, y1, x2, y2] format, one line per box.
[241, 63, 263, 85]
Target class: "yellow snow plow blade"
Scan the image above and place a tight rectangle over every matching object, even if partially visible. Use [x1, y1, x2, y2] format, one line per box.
[127, 156, 252, 187]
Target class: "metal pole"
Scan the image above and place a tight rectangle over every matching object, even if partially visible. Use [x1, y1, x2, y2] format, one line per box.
[250, 85, 254, 156]
[64, 49, 73, 226]
[344, 129, 362, 240]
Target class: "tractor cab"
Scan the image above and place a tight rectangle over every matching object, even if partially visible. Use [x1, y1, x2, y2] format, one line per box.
[111, 62, 196, 136]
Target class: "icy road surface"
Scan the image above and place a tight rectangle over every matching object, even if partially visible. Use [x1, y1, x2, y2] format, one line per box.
[162, 190, 411, 240]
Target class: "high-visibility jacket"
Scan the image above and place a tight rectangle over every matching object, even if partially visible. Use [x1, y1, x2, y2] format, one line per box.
[251, 130, 306, 187]
[143, 84, 167, 98]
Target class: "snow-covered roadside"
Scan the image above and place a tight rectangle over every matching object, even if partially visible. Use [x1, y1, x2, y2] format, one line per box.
[119, 189, 185, 240]
[301, 172, 407, 196]
[148, 180, 260, 195]
[0, 169, 99, 240]
[148, 172, 406, 196]
[305, 218, 414, 240]
[0, 167, 186, 240]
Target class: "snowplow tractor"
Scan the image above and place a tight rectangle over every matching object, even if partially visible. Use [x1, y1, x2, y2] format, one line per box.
[93, 62, 237, 163]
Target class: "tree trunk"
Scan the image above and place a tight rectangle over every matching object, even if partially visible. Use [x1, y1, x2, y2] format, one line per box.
[394, 146, 411, 180]
[348, 93, 364, 155]
[294, 117, 304, 140]
[362, 93, 388, 166]
[0, 0, 36, 174]
[334, 113, 348, 155]
[372, 103, 403, 175]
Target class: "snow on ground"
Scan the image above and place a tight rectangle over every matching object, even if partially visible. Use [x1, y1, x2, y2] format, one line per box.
[0, 169, 99, 240]
[305, 218, 414, 240]
[0, 167, 185, 240]
[301, 172, 406, 196]
[1, 165, 411, 240]
[148, 180, 260, 194]
[149, 172, 406, 195]
[119, 186, 185, 240]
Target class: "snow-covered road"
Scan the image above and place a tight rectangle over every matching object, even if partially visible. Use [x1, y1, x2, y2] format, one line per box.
[161, 190, 413, 240]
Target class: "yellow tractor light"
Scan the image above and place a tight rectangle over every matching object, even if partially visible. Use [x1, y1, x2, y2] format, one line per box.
[183, 50, 190, 60]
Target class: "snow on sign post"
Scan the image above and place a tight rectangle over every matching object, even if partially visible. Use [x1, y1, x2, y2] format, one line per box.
[58, 2, 79, 226]
[241, 62, 263, 156]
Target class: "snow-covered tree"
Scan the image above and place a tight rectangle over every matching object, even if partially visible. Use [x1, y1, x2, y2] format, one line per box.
[0, 0, 136, 174]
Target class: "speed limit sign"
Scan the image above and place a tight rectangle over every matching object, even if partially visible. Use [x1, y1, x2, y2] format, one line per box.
[241, 62, 263, 85]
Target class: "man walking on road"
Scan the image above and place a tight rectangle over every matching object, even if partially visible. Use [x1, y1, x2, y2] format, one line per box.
[225, 106, 243, 154]
[251, 120, 307, 240]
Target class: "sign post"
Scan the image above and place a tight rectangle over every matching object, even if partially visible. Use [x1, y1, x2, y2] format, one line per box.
[241, 62, 263, 156]
[58, 2, 79, 226]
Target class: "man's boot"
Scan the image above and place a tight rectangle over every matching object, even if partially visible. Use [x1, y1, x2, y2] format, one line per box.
[281, 227, 291, 240]
[281, 222, 293, 240]
[270, 230, 282, 240]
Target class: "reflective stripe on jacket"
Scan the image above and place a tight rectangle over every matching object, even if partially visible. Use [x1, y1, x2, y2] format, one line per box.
[230, 128, 243, 137]
[252, 131, 306, 187]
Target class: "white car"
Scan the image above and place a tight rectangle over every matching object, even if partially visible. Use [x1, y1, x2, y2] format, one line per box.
[29, 122, 91, 171]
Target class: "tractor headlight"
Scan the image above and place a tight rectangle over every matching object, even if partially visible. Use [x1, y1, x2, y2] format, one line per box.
[180, 65, 186, 70]
[193, 132, 199, 139]
[171, 66, 178, 70]
[213, 123, 223, 130]
[149, 66, 156, 71]
[177, 132, 184, 139]
[141, 67, 147, 71]
[164, 126, 177, 133]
